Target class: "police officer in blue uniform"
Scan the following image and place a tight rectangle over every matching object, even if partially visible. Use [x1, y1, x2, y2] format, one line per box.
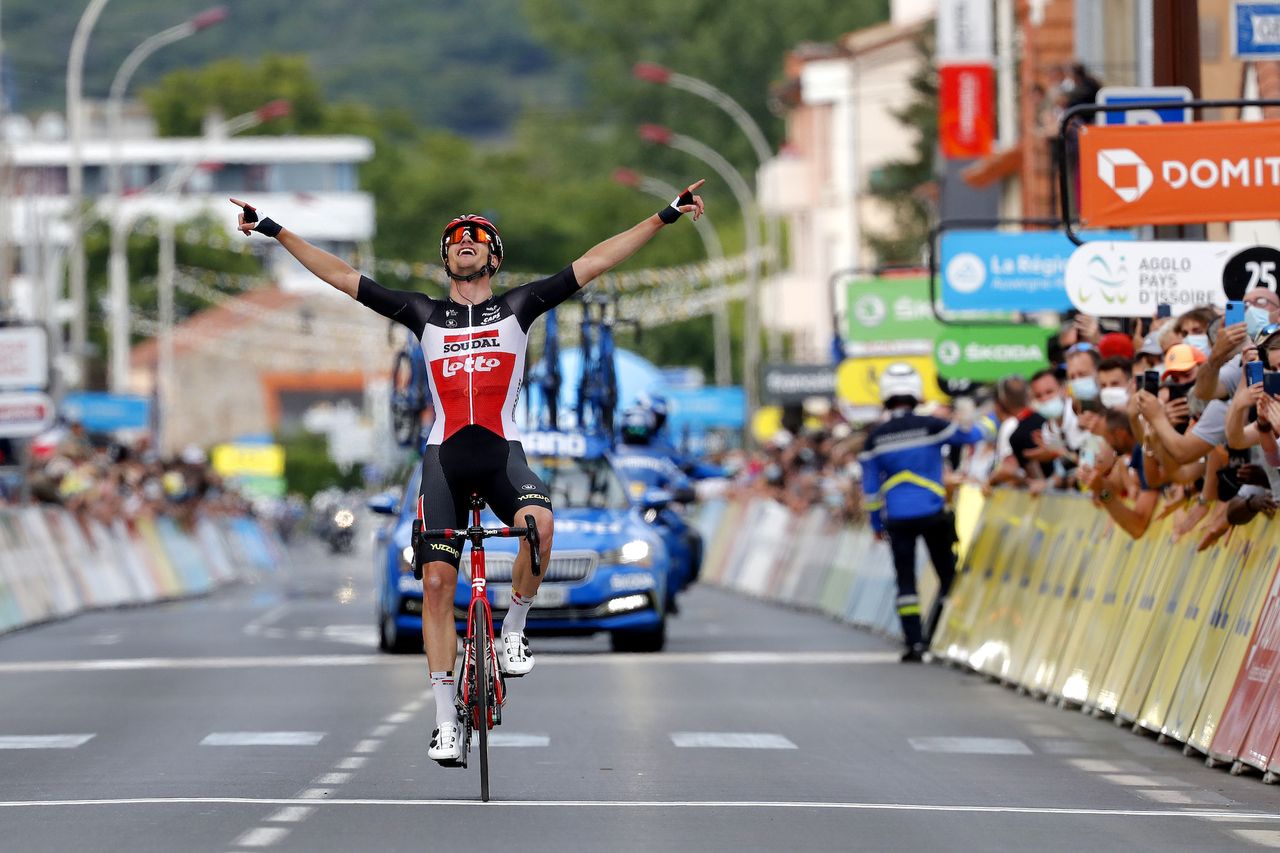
[860, 363, 985, 662]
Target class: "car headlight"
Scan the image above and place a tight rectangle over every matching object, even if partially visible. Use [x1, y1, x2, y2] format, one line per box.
[400, 545, 415, 573]
[334, 509, 355, 529]
[606, 593, 650, 614]
[601, 539, 651, 567]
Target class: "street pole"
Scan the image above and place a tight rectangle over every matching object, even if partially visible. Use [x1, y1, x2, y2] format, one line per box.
[613, 168, 732, 387]
[634, 62, 782, 359]
[66, 0, 112, 388]
[639, 124, 763, 414]
[106, 7, 226, 393]
[157, 215, 173, 453]
[0, 0, 10, 314]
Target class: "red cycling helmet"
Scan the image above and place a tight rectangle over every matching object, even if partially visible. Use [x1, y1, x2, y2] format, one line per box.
[440, 214, 504, 281]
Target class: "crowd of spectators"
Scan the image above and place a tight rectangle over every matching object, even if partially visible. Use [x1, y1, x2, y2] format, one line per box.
[723, 288, 1280, 551]
[10, 423, 256, 528]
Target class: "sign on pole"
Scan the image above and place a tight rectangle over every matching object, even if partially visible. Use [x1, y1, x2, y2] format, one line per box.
[0, 391, 56, 438]
[843, 276, 941, 358]
[0, 326, 49, 390]
[939, 64, 995, 159]
[1096, 86, 1193, 126]
[1233, 2, 1280, 59]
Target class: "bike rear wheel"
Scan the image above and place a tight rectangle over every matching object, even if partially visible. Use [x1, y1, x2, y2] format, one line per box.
[475, 610, 491, 802]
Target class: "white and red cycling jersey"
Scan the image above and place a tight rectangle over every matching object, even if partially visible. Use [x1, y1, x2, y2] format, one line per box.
[356, 266, 579, 446]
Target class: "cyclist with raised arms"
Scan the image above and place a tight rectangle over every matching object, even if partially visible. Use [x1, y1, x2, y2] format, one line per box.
[231, 182, 704, 765]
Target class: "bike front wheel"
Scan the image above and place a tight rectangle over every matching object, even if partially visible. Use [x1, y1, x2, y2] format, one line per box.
[474, 607, 491, 802]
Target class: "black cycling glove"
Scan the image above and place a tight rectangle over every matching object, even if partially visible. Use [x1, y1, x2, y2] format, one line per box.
[657, 189, 695, 224]
[240, 203, 283, 238]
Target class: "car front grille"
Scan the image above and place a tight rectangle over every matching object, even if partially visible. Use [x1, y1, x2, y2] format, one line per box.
[463, 550, 597, 583]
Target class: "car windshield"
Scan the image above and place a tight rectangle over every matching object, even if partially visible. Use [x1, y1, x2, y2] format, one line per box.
[527, 455, 629, 510]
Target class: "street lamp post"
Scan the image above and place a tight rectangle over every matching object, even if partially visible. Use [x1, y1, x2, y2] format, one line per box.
[639, 124, 763, 414]
[66, 0, 113, 389]
[152, 100, 290, 452]
[633, 61, 783, 360]
[612, 167, 732, 387]
[107, 6, 227, 393]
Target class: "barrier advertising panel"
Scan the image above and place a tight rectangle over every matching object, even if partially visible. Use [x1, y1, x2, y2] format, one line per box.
[933, 325, 1049, 382]
[941, 229, 1133, 312]
[1065, 240, 1244, 316]
[1079, 120, 1280, 226]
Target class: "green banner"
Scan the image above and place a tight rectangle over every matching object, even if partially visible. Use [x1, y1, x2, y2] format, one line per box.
[844, 276, 941, 356]
[933, 325, 1050, 382]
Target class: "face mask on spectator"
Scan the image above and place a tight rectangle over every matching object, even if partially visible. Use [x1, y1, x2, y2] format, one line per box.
[1183, 334, 1211, 358]
[1069, 376, 1099, 401]
[1034, 396, 1065, 421]
[1099, 386, 1129, 409]
[1248, 307, 1272, 339]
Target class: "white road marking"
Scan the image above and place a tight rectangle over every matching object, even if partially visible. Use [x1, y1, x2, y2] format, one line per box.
[4, 797, 1280, 821]
[296, 628, 319, 640]
[671, 733, 797, 749]
[370, 725, 395, 738]
[265, 806, 314, 823]
[0, 650, 895, 674]
[313, 773, 351, 786]
[385, 712, 412, 724]
[1233, 830, 1280, 847]
[1026, 724, 1067, 737]
[353, 739, 381, 754]
[87, 633, 121, 646]
[1068, 759, 1125, 773]
[234, 826, 289, 847]
[0, 735, 94, 749]
[336, 757, 367, 770]
[1099, 774, 1192, 788]
[1036, 739, 1095, 755]
[242, 604, 289, 637]
[201, 732, 325, 747]
[1136, 790, 1231, 806]
[322, 625, 379, 647]
[489, 733, 550, 747]
[909, 737, 1033, 755]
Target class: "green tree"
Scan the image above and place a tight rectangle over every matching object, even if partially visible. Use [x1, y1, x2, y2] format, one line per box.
[865, 26, 937, 265]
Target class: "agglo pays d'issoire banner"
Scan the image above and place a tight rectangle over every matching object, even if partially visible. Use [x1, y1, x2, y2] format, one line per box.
[1064, 241, 1247, 316]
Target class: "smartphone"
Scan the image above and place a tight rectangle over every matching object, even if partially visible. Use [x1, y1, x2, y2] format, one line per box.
[1143, 370, 1161, 395]
[1226, 300, 1245, 327]
[1247, 360, 1265, 387]
[1166, 382, 1191, 400]
[1157, 304, 1172, 319]
[1265, 372, 1280, 396]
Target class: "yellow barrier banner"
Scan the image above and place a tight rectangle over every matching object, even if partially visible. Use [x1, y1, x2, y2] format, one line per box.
[1170, 535, 1276, 748]
[1052, 519, 1129, 703]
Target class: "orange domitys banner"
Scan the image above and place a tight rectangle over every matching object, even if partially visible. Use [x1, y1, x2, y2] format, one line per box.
[939, 64, 994, 159]
[1078, 120, 1280, 227]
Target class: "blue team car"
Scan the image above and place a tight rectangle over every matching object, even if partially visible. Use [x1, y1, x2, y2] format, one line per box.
[369, 431, 672, 654]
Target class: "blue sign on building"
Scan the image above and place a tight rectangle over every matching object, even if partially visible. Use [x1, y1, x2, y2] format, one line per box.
[940, 230, 1134, 313]
[1097, 86, 1192, 125]
[61, 392, 151, 432]
[1234, 2, 1280, 59]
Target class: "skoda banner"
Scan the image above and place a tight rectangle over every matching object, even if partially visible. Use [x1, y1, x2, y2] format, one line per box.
[934, 325, 1049, 382]
[843, 276, 940, 357]
[1064, 241, 1246, 316]
[941, 229, 1133, 312]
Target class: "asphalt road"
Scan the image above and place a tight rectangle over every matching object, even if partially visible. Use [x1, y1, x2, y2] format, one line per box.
[2, 532, 1279, 853]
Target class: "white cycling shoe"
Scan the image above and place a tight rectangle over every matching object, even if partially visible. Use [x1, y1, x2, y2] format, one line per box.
[428, 719, 462, 764]
[500, 632, 535, 677]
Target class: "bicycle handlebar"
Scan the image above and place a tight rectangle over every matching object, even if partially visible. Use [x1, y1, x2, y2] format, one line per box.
[420, 525, 532, 541]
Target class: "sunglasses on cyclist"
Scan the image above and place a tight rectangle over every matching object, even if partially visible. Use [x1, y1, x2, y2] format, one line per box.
[443, 225, 493, 246]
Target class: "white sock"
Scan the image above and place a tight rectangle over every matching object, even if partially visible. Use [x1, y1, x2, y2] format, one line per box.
[502, 592, 535, 635]
[430, 671, 456, 727]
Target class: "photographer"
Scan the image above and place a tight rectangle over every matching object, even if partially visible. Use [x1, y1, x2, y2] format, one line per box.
[1136, 344, 1213, 474]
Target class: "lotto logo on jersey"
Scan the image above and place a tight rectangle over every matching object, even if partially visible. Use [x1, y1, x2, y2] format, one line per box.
[441, 354, 503, 378]
[442, 330, 502, 354]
